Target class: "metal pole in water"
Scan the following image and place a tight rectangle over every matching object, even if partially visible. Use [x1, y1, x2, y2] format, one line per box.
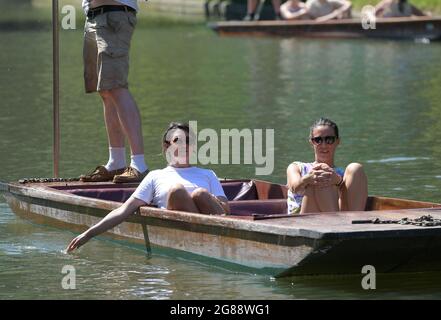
[52, 0, 60, 178]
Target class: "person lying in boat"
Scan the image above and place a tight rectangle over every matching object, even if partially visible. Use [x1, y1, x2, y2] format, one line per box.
[286, 118, 368, 214]
[305, 0, 352, 22]
[280, 0, 309, 20]
[66, 122, 230, 252]
[375, 0, 427, 18]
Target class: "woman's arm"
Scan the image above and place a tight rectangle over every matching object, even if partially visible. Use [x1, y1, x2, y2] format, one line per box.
[66, 196, 147, 252]
[287, 163, 313, 194]
[375, 0, 390, 17]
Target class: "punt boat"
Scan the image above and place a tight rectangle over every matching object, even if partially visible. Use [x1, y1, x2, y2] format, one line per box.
[209, 17, 441, 40]
[1, 179, 441, 277]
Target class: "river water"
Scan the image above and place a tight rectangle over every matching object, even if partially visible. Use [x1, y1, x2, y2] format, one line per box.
[1, 6, 441, 299]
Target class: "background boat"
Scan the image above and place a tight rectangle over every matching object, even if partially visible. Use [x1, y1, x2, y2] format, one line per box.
[209, 17, 441, 40]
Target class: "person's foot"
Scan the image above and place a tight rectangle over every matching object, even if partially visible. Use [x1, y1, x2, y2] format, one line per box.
[79, 165, 125, 182]
[243, 13, 255, 21]
[113, 166, 149, 183]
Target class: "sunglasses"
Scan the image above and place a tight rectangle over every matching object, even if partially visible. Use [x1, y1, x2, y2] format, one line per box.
[310, 136, 337, 145]
[166, 136, 190, 145]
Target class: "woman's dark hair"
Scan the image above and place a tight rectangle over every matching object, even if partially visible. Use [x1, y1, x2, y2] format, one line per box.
[162, 122, 195, 145]
[310, 118, 339, 138]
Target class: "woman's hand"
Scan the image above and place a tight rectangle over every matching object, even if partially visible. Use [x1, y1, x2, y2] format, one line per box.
[309, 163, 339, 188]
[66, 231, 91, 252]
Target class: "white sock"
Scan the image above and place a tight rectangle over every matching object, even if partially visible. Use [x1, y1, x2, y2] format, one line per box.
[104, 147, 126, 171]
[130, 154, 148, 173]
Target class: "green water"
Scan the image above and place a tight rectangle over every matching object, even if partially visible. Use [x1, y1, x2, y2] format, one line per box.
[1, 7, 441, 299]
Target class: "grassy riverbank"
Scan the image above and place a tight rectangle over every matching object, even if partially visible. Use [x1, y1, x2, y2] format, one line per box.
[350, 0, 441, 12]
[0, 0, 205, 29]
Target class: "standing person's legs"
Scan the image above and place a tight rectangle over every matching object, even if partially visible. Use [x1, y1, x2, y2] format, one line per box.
[102, 87, 148, 181]
[82, 10, 148, 182]
[81, 17, 126, 181]
[105, 88, 144, 156]
[339, 163, 368, 211]
[101, 91, 127, 171]
[247, 0, 259, 14]
[271, 0, 281, 17]
[244, 0, 259, 20]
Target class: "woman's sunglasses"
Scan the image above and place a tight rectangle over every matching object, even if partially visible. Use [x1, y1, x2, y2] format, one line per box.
[311, 136, 337, 145]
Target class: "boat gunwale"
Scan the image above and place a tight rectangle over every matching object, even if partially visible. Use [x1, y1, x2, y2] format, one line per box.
[3, 181, 441, 241]
[210, 16, 441, 28]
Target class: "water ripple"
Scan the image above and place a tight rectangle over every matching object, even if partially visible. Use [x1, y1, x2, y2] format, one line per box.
[366, 157, 431, 164]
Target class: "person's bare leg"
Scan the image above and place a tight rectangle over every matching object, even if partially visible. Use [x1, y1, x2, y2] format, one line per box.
[191, 188, 226, 215]
[100, 90, 125, 148]
[247, 0, 259, 14]
[271, 0, 281, 15]
[314, 185, 340, 212]
[300, 187, 321, 213]
[107, 87, 144, 156]
[340, 163, 368, 211]
[167, 184, 200, 213]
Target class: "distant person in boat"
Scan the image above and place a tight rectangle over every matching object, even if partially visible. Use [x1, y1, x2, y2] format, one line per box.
[67, 122, 230, 252]
[286, 118, 368, 214]
[244, 0, 282, 21]
[375, 0, 427, 18]
[79, 0, 149, 184]
[280, 0, 309, 20]
[305, 0, 352, 22]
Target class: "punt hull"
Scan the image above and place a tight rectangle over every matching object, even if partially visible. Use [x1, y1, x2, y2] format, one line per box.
[209, 17, 441, 40]
[2, 181, 441, 277]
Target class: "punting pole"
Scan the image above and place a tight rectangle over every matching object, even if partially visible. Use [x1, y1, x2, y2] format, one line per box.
[52, 0, 60, 178]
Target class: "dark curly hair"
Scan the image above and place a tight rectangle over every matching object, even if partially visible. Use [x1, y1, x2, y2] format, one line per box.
[309, 118, 339, 138]
[162, 122, 196, 146]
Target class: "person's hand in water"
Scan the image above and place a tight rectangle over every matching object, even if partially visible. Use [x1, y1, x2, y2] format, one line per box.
[66, 231, 91, 252]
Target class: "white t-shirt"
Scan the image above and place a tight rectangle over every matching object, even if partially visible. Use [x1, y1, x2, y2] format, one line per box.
[131, 166, 227, 208]
[82, 0, 140, 14]
[306, 0, 345, 19]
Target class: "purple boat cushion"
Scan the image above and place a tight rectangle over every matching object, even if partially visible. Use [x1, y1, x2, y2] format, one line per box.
[66, 188, 137, 203]
[228, 199, 287, 216]
[65, 184, 286, 216]
[221, 181, 258, 201]
[65, 181, 259, 203]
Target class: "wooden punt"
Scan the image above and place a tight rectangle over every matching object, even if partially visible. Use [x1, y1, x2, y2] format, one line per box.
[209, 17, 441, 40]
[1, 179, 441, 277]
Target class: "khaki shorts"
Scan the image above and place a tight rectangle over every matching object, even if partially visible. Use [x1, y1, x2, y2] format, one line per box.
[83, 11, 137, 93]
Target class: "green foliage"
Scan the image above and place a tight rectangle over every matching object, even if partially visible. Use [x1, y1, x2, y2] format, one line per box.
[350, 0, 441, 12]
[228, 0, 441, 13]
